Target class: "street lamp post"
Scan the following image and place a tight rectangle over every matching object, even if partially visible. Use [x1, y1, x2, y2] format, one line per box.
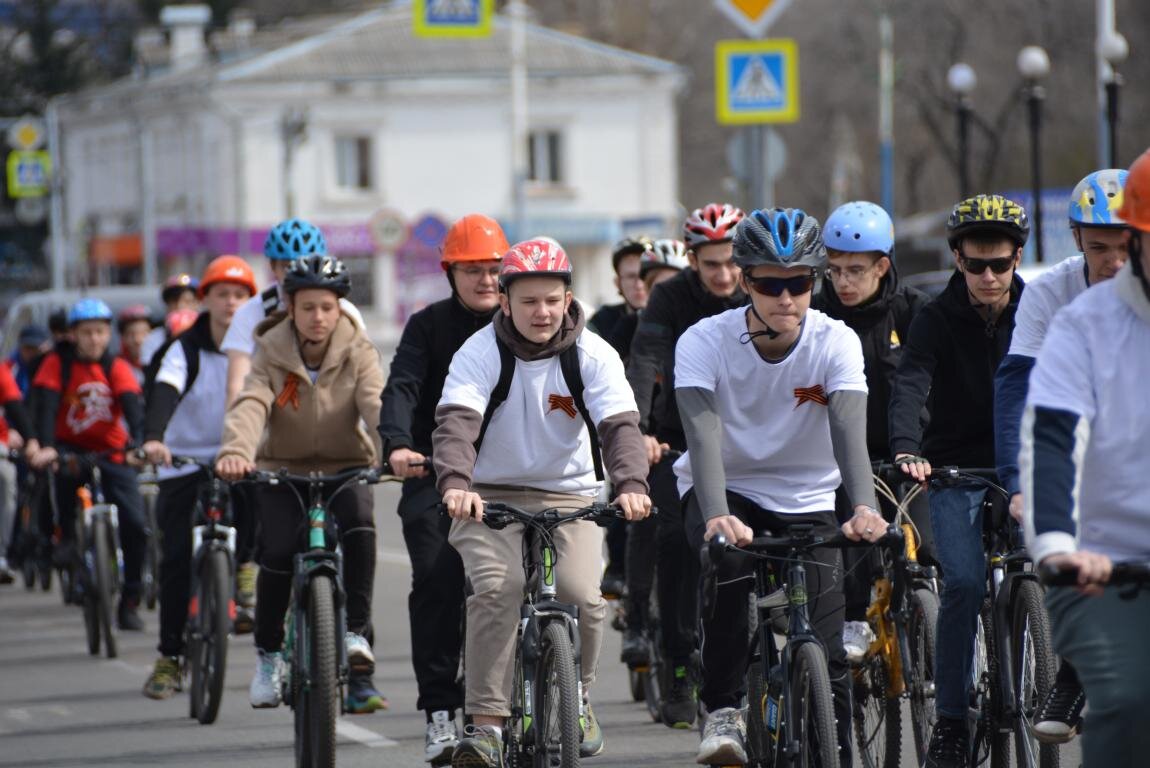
[1100, 32, 1128, 168]
[280, 108, 308, 218]
[1018, 46, 1050, 263]
[947, 62, 977, 199]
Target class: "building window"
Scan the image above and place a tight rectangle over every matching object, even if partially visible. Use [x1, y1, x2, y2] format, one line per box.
[527, 129, 563, 184]
[335, 136, 372, 190]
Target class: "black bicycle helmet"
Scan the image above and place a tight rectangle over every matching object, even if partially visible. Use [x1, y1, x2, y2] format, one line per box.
[283, 254, 351, 298]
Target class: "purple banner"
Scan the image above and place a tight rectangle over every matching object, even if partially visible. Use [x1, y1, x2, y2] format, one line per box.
[156, 223, 375, 260]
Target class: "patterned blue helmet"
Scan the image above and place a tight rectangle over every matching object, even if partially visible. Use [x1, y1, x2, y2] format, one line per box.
[732, 208, 826, 271]
[263, 218, 328, 261]
[1068, 169, 1130, 228]
[824, 201, 894, 255]
[67, 298, 114, 326]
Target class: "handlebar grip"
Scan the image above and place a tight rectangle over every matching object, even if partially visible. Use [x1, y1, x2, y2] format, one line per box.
[1038, 563, 1079, 587]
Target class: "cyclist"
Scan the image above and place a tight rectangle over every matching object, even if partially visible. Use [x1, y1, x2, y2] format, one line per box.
[215, 254, 387, 715]
[433, 237, 652, 765]
[677, 208, 885, 766]
[640, 238, 689, 290]
[624, 202, 745, 728]
[140, 274, 199, 365]
[812, 200, 930, 661]
[117, 305, 154, 386]
[994, 169, 1130, 743]
[1020, 148, 1150, 768]
[7, 325, 51, 394]
[135, 256, 257, 700]
[889, 194, 1027, 768]
[28, 298, 149, 630]
[378, 213, 508, 763]
[0, 361, 35, 583]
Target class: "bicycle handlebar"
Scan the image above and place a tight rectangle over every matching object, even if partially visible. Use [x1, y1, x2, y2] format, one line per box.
[707, 525, 905, 566]
[241, 466, 383, 487]
[1038, 561, 1150, 588]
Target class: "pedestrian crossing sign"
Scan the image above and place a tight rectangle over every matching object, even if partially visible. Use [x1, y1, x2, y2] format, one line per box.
[715, 39, 799, 125]
[412, 0, 493, 38]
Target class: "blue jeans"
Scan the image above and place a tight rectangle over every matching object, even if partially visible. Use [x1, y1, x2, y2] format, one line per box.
[930, 484, 987, 719]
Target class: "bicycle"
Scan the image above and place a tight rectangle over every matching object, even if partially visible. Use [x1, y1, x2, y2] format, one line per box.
[4, 449, 52, 593]
[466, 499, 641, 768]
[701, 522, 903, 767]
[930, 467, 1060, 768]
[242, 465, 382, 768]
[138, 465, 161, 610]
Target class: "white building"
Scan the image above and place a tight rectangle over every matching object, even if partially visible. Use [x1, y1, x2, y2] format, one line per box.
[49, 2, 684, 337]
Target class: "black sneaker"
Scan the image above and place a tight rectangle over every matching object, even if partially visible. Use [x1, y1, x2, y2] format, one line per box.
[1031, 676, 1085, 744]
[620, 629, 649, 667]
[660, 666, 697, 729]
[925, 716, 969, 768]
[600, 571, 625, 600]
[117, 597, 145, 631]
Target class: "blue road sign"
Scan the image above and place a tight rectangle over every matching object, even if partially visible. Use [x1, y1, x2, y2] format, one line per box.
[715, 39, 799, 125]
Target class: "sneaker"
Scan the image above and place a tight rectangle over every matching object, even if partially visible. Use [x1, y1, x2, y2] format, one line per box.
[345, 631, 375, 675]
[600, 570, 625, 600]
[117, 597, 145, 631]
[661, 665, 698, 729]
[249, 649, 284, 708]
[452, 724, 504, 768]
[142, 656, 181, 699]
[236, 561, 257, 608]
[843, 620, 875, 663]
[924, 716, 969, 768]
[695, 706, 747, 765]
[425, 710, 459, 764]
[346, 673, 387, 714]
[0, 557, 15, 585]
[620, 628, 649, 667]
[233, 605, 255, 635]
[580, 699, 604, 757]
[1031, 677, 1085, 744]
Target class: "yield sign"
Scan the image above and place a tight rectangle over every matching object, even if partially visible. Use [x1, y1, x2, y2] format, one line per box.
[714, 0, 793, 38]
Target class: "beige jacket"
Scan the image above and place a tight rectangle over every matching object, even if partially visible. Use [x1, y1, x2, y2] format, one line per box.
[218, 312, 384, 474]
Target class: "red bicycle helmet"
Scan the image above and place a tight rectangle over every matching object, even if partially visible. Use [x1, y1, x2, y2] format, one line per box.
[683, 203, 745, 249]
[499, 238, 572, 289]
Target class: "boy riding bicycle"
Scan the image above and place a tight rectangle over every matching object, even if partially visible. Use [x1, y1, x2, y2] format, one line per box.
[432, 237, 652, 767]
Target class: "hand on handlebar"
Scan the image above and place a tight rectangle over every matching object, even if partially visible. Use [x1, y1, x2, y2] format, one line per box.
[841, 505, 888, 543]
[1009, 493, 1023, 523]
[643, 435, 669, 466]
[704, 514, 753, 547]
[1041, 550, 1112, 596]
[137, 440, 172, 467]
[215, 455, 254, 482]
[895, 453, 932, 483]
[615, 492, 652, 521]
[29, 445, 58, 471]
[387, 447, 429, 479]
[443, 488, 485, 522]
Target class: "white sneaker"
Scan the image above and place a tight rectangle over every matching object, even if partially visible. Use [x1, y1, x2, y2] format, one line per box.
[345, 631, 375, 675]
[696, 706, 747, 765]
[0, 557, 14, 585]
[249, 649, 284, 708]
[424, 709, 459, 763]
[843, 620, 875, 663]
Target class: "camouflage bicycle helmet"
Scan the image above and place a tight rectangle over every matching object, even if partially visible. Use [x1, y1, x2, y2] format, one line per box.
[283, 254, 351, 298]
[946, 194, 1030, 250]
[732, 208, 826, 271]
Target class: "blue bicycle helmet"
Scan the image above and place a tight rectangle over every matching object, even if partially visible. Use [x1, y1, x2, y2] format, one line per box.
[263, 218, 328, 261]
[824, 201, 895, 255]
[67, 298, 114, 326]
[1068, 169, 1130, 228]
[732, 208, 826, 271]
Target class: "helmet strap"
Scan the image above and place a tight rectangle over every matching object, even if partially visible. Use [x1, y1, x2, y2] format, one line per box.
[739, 303, 782, 344]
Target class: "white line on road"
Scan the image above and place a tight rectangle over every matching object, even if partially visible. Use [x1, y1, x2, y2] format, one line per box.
[107, 659, 153, 676]
[336, 718, 398, 747]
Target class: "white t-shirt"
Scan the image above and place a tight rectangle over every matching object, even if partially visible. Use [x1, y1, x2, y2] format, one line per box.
[139, 326, 167, 367]
[219, 287, 365, 356]
[1009, 255, 1088, 358]
[1022, 272, 1150, 563]
[438, 325, 636, 496]
[154, 338, 230, 480]
[673, 307, 868, 514]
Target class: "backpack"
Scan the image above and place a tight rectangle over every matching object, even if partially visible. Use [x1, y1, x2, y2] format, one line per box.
[474, 337, 604, 482]
[261, 286, 280, 317]
[57, 345, 115, 395]
[142, 332, 201, 404]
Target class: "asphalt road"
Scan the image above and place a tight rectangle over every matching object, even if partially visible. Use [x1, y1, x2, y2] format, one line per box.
[0, 481, 1078, 767]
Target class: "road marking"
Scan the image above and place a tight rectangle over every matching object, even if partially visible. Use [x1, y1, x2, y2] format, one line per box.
[6, 708, 30, 722]
[107, 659, 153, 676]
[376, 547, 411, 567]
[336, 719, 398, 747]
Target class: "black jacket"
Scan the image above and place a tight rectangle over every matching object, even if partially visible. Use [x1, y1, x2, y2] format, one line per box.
[889, 269, 1024, 467]
[588, 302, 638, 363]
[813, 267, 930, 459]
[626, 268, 747, 449]
[378, 296, 497, 459]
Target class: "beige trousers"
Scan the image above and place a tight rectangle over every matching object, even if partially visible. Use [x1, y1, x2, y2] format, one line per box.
[448, 485, 607, 718]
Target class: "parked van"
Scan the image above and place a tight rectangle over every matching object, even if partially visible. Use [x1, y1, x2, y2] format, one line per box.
[0, 287, 166, 360]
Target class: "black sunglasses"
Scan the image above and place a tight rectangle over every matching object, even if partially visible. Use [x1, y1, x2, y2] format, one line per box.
[959, 254, 1015, 275]
[744, 271, 816, 297]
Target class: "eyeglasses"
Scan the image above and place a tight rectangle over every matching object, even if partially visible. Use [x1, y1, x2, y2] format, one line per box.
[959, 255, 1015, 275]
[744, 271, 816, 297]
[455, 265, 502, 280]
[825, 264, 875, 283]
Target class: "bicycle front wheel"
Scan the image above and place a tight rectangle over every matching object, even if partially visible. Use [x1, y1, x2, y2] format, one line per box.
[142, 493, 160, 610]
[534, 621, 580, 768]
[92, 515, 118, 659]
[791, 641, 838, 768]
[907, 587, 939, 764]
[1011, 579, 1060, 768]
[191, 548, 231, 725]
[296, 573, 338, 768]
[853, 650, 901, 768]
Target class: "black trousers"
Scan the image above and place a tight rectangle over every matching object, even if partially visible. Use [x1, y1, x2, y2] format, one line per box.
[398, 475, 464, 714]
[647, 458, 698, 664]
[155, 469, 206, 657]
[686, 490, 852, 765]
[253, 481, 375, 653]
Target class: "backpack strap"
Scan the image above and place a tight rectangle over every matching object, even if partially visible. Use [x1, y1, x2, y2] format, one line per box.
[261, 286, 280, 317]
[559, 343, 604, 482]
[178, 334, 201, 402]
[474, 338, 516, 454]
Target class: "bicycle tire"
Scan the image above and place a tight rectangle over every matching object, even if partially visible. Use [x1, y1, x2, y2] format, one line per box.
[976, 600, 1010, 768]
[791, 641, 838, 768]
[907, 587, 939, 764]
[301, 574, 338, 768]
[853, 652, 901, 768]
[1011, 579, 1060, 768]
[82, 580, 101, 655]
[746, 660, 771, 766]
[534, 621, 580, 768]
[192, 548, 231, 725]
[22, 554, 36, 590]
[642, 654, 664, 723]
[628, 666, 645, 702]
[38, 556, 52, 591]
[143, 494, 160, 610]
[93, 515, 118, 659]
